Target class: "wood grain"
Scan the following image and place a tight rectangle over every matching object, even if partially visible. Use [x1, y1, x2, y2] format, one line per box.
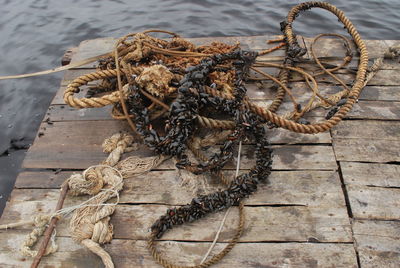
[14, 170, 345, 207]
[331, 120, 400, 140]
[333, 138, 400, 163]
[0, 230, 358, 268]
[353, 220, 400, 268]
[340, 162, 400, 187]
[347, 185, 400, 220]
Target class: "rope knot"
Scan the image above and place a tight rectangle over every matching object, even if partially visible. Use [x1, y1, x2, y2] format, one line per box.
[136, 65, 175, 98]
[68, 169, 104, 196]
[102, 132, 134, 153]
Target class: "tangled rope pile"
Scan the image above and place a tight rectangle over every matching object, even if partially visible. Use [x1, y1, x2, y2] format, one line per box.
[60, 2, 375, 267]
[5, 1, 396, 267]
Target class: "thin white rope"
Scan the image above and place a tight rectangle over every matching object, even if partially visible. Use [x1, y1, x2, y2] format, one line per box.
[200, 141, 242, 264]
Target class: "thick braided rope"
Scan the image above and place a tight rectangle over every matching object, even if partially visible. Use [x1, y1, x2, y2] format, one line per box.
[275, 1, 368, 133]
[147, 202, 245, 268]
[64, 69, 121, 108]
[267, 68, 289, 113]
[64, 2, 368, 134]
[146, 136, 245, 268]
[201, 2, 368, 134]
[64, 67, 143, 108]
[196, 116, 235, 130]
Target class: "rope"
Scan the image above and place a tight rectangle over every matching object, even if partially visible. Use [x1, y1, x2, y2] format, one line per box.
[2, 133, 166, 268]
[63, 1, 372, 134]
[200, 141, 243, 264]
[1, 2, 393, 268]
[62, 3, 375, 267]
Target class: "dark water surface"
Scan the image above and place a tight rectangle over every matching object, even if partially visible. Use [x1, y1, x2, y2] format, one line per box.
[0, 0, 399, 214]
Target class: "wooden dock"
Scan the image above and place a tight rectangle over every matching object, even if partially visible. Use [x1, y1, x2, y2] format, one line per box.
[0, 35, 399, 268]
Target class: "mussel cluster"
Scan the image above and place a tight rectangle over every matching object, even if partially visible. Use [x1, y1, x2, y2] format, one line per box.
[125, 48, 273, 239]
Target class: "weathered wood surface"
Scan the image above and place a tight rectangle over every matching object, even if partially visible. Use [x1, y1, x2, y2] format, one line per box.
[22, 121, 337, 170]
[1, 35, 400, 267]
[340, 162, 400, 187]
[332, 114, 400, 266]
[0, 230, 359, 268]
[1, 199, 351, 242]
[353, 220, 400, 268]
[2, 169, 351, 242]
[13, 170, 345, 207]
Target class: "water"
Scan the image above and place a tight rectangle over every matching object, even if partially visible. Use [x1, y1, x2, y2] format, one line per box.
[0, 0, 399, 215]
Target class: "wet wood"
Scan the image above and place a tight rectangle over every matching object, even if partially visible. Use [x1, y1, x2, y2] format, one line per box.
[61, 47, 78, 66]
[71, 36, 399, 70]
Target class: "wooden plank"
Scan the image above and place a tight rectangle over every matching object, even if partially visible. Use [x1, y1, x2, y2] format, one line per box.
[71, 36, 398, 70]
[303, 38, 388, 61]
[340, 162, 400, 187]
[50, 97, 400, 124]
[14, 170, 345, 207]
[122, 170, 345, 206]
[333, 138, 400, 163]
[60, 68, 95, 86]
[23, 143, 337, 171]
[44, 106, 331, 144]
[358, 86, 400, 102]
[323, 70, 400, 86]
[2, 170, 350, 242]
[253, 100, 400, 121]
[331, 120, 400, 140]
[0, 230, 358, 268]
[353, 220, 400, 268]
[52, 80, 400, 123]
[14, 171, 75, 189]
[301, 38, 399, 70]
[22, 120, 336, 170]
[69, 37, 115, 68]
[286, 68, 400, 86]
[112, 205, 351, 242]
[346, 101, 400, 120]
[0, 202, 351, 243]
[51, 95, 400, 123]
[46, 105, 114, 122]
[70, 35, 286, 67]
[48, 99, 326, 121]
[347, 185, 400, 220]
[53, 82, 400, 106]
[52, 84, 95, 105]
